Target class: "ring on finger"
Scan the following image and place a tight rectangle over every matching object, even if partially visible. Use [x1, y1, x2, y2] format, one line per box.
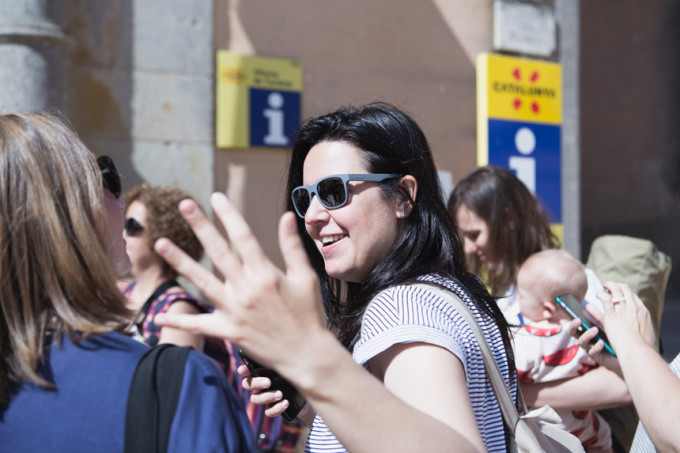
[611, 295, 625, 305]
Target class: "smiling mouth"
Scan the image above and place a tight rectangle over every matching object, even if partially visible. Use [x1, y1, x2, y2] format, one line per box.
[321, 234, 344, 246]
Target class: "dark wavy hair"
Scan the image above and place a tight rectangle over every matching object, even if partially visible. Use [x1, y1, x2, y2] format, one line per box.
[285, 103, 513, 365]
[124, 185, 204, 279]
[448, 166, 560, 297]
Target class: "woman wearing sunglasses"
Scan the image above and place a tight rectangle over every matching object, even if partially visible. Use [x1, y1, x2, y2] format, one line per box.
[0, 113, 253, 451]
[122, 185, 210, 350]
[154, 103, 517, 452]
[122, 185, 306, 451]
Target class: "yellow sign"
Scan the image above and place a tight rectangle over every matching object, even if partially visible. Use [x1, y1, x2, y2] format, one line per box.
[216, 51, 303, 148]
[477, 53, 561, 125]
[476, 53, 564, 234]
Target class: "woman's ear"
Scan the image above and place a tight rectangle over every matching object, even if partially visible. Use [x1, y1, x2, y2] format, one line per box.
[396, 175, 418, 219]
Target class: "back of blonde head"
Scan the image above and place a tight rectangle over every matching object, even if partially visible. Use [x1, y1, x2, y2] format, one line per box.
[0, 112, 131, 407]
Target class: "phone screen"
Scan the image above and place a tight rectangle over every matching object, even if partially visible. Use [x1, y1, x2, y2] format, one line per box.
[237, 349, 306, 422]
[555, 293, 617, 357]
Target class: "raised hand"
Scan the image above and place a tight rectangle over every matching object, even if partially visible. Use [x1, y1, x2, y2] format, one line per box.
[153, 192, 326, 376]
[597, 281, 655, 351]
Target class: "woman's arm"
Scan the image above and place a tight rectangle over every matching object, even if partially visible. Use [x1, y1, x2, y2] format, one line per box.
[369, 342, 485, 451]
[520, 366, 631, 411]
[286, 332, 483, 452]
[579, 282, 680, 451]
[617, 336, 680, 452]
[158, 301, 204, 350]
[153, 193, 482, 453]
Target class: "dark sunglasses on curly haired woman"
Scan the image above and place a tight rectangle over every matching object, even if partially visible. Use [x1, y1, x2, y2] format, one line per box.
[124, 218, 145, 237]
[97, 155, 122, 198]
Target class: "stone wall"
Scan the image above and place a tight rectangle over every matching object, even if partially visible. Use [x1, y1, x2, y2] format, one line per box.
[64, 0, 214, 204]
[580, 0, 680, 295]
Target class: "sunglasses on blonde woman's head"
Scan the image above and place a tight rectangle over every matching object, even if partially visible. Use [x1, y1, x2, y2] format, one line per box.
[97, 155, 122, 198]
[124, 218, 145, 236]
[291, 173, 403, 218]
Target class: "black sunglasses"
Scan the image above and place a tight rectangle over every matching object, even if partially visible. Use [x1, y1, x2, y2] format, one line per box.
[291, 173, 403, 218]
[124, 218, 145, 236]
[97, 155, 122, 198]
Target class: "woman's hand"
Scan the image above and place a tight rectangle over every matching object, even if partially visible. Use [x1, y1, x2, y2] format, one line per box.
[570, 281, 654, 372]
[568, 318, 622, 376]
[152, 192, 326, 380]
[237, 364, 291, 418]
[597, 281, 655, 351]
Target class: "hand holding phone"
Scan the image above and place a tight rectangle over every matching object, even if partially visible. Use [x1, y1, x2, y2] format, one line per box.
[238, 349, 306, 422]
[555, 293, 617, 357]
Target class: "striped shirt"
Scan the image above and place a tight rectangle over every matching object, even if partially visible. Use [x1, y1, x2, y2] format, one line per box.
[305, 274, 515, 452]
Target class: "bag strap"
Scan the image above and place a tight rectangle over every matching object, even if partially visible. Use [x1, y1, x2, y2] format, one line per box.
[134, 280, 180, 334]
[124, 344, 192, 453]
[140, 280, 180, 317]
[411, 283, 522, 434]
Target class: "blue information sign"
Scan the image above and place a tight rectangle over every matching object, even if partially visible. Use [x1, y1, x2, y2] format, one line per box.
[249, 88, 301, 148]
[487, 118, 562, 222]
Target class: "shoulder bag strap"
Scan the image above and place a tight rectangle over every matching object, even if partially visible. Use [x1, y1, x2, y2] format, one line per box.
[124, 344, 192, 453]
[411, 283, 521, 434]
[135, 280, 180, 330]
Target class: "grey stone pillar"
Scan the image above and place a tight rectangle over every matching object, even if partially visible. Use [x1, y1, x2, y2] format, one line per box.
[0, 0, 70, 112]
[555, 0, 580, 258]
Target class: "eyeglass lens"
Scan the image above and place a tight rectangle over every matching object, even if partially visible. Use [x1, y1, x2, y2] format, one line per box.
[294, 177, 348, 216]
[124, 218, 144, 236]
[317, 177, 346, 208]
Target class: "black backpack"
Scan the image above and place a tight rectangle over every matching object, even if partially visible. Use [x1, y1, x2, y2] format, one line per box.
[124, 344, 191, 453]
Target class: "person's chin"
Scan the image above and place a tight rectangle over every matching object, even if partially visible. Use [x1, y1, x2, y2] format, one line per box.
[484, 260, 497, 271]
[115, 257, 132, 277]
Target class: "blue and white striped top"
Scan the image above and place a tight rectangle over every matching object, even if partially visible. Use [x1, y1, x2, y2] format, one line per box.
[305, 274, 515, 452]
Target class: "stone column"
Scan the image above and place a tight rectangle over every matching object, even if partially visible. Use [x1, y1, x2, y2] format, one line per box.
[0, 0, 70, 112]
[555, 0, 580, 258]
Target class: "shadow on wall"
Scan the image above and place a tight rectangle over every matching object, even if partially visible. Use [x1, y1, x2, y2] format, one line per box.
[580, 0, 680, 299]
[63, 0, 140, 189]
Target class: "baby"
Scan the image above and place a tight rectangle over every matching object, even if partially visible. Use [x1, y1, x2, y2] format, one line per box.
[513, 249, 612, 452]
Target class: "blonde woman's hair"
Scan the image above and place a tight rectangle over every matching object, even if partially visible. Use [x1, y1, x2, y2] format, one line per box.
[0, 112, 131, 407]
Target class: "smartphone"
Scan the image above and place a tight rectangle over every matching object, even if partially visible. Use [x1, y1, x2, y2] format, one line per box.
[237, 349, 306, 422]
[555, 293, 617, 357]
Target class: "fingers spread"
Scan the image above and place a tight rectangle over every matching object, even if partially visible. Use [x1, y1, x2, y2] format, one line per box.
[154, 312, 232, 340]
[210, 192, 267, 270]
[155, 238, 229, 310]
[279, 212, 312, 277]
[178, 197, 243, 282]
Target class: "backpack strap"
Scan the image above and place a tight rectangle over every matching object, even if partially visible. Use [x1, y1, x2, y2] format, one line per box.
[124, 344, 192, 453]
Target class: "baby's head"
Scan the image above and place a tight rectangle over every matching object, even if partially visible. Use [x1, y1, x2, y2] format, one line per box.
[516, 249, 588, 322]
